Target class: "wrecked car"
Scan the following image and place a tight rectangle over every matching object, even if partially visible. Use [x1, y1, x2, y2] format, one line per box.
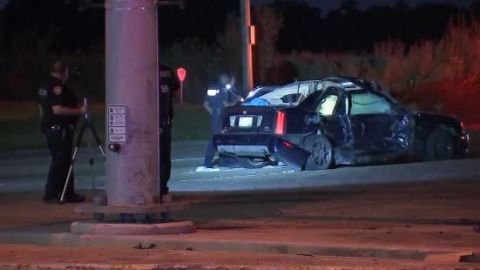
[213, 77, 470, 170]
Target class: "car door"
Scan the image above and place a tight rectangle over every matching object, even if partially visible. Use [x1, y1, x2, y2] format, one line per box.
[313, 87, 350, 148]
[348, 90, 411, 155]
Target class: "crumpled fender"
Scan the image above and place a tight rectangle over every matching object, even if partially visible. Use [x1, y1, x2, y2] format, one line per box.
[273, 137, 309, 171]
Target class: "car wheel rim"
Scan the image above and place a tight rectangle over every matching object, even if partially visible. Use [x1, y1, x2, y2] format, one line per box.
[312, 141, 328, 167]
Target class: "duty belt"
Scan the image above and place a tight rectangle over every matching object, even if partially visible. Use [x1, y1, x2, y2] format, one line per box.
[49, 124, 74, 131]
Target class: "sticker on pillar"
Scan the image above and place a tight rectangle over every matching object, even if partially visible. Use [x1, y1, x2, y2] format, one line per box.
[108, 105, 127, 144]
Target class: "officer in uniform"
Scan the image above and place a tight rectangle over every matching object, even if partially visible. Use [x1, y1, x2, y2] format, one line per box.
[38, 61, 86, 203]
[158, 64, 180, 202]
[201, 74, 242, 169]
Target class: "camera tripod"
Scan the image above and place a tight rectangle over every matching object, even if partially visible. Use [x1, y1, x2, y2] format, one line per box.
[60, 98, 106, 204]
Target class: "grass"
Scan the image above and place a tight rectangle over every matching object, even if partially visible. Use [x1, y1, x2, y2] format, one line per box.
[0, 101, 210, 151]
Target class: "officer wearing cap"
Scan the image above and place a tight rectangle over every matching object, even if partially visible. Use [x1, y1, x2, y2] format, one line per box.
[38, 61, 86, 204]
[159, 64, 180, 202]
[201, 74, 242, 169]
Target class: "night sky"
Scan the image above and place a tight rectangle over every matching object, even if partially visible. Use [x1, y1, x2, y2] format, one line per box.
[0, 0, 476, 10]
[255, 0, 474, 12]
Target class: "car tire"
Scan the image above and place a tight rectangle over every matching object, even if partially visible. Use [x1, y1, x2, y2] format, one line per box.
[305, 135, 334, 170]
[217, 154, 239, 168]
[425, 127, 455, 161]
[239, 157, 272, 169]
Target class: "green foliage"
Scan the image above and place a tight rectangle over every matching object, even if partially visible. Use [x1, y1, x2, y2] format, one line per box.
[160, 14, 243, 102]
[1, 7, 479, 120]
[0, 102, 209, 151]
[254, 6, 284, 83]
[286, 17, 480, 116]
[160, 38, 217, 103]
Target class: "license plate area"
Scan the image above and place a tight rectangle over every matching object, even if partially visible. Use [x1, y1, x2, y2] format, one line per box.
[238, 116, 253, 128]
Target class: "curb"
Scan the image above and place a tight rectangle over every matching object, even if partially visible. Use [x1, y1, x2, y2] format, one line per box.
[0, 264, 262, 270]
[70, 221, 195, 235]
[0, 230, 451, 261]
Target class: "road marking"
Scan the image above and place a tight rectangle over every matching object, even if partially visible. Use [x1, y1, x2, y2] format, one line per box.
[172, 157, 203, 162]
[174, 169, 295, 183]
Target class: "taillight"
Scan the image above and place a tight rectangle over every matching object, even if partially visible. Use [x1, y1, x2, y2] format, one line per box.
[275, 111, 286, 135]
[283, 140, 294, 148]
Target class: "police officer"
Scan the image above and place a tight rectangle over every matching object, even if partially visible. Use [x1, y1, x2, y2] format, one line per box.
[201, 74, 242, 169]
[38, 61, 86, 204]
[159, 64, 180, 202]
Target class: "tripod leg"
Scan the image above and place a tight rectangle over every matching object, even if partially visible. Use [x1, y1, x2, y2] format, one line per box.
[59, 150, 77, 204]
[60, 125, 85, 204]
[88, 123, 106, 160]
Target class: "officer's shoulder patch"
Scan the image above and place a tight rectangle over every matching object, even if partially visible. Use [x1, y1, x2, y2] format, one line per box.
[38, 88, 48, 97]
[52, 85, 63, 96]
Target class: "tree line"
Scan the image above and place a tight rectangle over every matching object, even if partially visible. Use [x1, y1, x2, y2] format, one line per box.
[1, 0, 480, 120]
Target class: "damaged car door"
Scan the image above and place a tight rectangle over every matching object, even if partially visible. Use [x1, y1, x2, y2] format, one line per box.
[301, 86, 351, 169]
[348, 90, 412, 163]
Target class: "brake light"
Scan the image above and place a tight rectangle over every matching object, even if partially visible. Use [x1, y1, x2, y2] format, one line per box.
[275, 111, 286, 135]
[283, 140, 294, 148]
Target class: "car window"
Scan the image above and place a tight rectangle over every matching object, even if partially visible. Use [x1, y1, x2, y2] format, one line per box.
[255, 82, 313, 106]
[350, 92, 392, 115]
[316, 94, 338, 116]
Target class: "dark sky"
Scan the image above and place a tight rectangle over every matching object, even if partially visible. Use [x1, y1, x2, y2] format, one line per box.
[0, 0, 476, 9]
[256, 0, 474, 13]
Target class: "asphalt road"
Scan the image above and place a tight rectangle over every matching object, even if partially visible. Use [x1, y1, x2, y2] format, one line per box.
[1, 140, 480, 194]
[1, 141, 480, 269]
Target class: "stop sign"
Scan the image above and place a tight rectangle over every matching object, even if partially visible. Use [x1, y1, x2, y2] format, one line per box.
[176, 67, 187, 82]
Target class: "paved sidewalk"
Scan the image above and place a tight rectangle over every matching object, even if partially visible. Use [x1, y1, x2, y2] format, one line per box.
[1, 179, 480, 269]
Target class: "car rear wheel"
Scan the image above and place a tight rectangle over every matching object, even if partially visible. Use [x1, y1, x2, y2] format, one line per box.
[239, 157, 272, 169]
[305, 135, 334, 170]
[425, 127, 455, 160]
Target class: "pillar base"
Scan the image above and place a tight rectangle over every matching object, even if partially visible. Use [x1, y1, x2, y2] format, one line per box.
[70, 220, 195, 235]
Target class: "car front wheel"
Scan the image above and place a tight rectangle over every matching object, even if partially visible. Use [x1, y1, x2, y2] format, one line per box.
[304, 135, 334, 170]
[425, 127, 455, 160]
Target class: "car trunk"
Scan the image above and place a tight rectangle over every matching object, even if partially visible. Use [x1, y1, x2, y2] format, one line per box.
[220, 106, 286, 135]
[217, 106, 309, 170]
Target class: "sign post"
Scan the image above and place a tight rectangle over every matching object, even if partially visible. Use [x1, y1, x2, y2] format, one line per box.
[176, 67, 186, 104]
[241, 0, 253, 94]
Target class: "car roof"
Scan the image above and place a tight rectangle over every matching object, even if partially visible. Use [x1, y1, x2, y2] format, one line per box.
[278, 76, 372, 92]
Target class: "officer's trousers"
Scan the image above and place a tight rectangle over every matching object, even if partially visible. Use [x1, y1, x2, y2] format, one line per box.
[44, 127, 75, 199]
[160, 124, 172, 196]
[203, 113, 221, 167]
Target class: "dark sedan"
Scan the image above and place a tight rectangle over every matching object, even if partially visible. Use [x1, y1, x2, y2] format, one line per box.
[213, 77, 470, 170]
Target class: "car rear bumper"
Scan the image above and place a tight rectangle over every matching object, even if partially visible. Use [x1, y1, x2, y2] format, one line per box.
[214, 134, 277, 157]
[214, 133, 310, 170]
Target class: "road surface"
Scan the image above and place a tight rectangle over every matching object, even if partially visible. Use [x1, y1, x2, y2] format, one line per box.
[1, 140, 479, 194]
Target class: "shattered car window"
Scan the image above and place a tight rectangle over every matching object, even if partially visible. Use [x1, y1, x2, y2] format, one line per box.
[350, 92, 392, 115]
[316, 95, 338, 116]
[246, 82, 314, 107]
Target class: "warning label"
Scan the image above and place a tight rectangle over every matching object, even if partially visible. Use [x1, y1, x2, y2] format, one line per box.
[107, 105, 127, 143]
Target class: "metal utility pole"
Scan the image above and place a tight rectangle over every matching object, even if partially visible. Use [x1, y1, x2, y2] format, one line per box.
[105, 0, 160, 206]
[241, 0, 254, 93]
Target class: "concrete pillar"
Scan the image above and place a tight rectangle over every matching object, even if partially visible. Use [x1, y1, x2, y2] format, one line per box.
[241, 0, 253, 94]
[105, 0, 159, 206]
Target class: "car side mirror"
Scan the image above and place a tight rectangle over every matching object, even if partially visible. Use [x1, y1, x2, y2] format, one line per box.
[304, 113, 322, 125]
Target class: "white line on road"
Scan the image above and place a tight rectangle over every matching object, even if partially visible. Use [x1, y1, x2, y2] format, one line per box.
[174, 170, 295, 183]
[172, 157, 203, 162]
